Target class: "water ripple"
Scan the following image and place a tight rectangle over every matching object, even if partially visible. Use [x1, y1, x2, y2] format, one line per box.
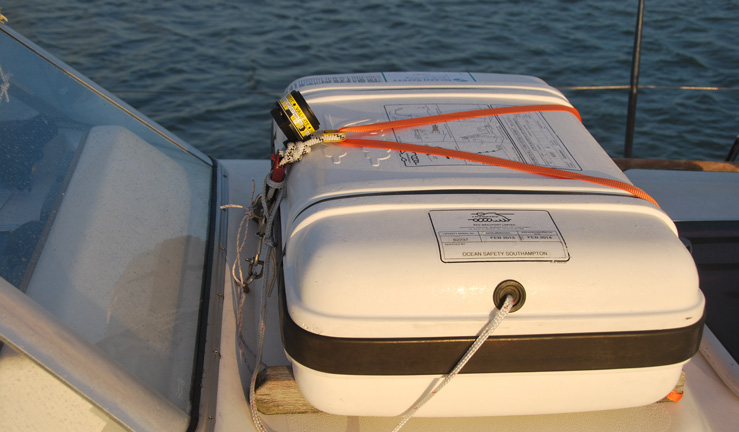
[2, 0, 737, 160]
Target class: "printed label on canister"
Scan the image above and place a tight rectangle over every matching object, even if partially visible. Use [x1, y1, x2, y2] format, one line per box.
[429, 210, 569, 262]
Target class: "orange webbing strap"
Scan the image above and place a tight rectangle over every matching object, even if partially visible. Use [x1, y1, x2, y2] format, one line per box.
[339, 138, 659, 207]
[339, 104, 582, 134]
[335, 104, 658, 207]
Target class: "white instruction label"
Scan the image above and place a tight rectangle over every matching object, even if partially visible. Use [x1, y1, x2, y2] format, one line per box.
[385, 103, 581, 170]
[429, 210, 569, 262]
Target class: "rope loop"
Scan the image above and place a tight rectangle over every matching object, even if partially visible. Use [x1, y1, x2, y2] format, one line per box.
[260, 172, 285, 249]
[279, 130, 346, 166]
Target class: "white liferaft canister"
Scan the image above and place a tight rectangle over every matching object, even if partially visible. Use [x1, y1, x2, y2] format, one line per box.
[275, 72, 705, 417]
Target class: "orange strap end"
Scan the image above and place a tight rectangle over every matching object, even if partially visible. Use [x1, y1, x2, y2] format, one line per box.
[665, 390, 684, 402]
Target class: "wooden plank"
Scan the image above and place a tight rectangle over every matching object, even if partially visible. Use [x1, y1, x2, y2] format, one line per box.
[613, 158, 739, 173]
[255, 365, 319, 415]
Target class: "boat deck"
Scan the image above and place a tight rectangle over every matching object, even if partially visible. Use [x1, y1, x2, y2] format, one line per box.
[215, 159, 739, 432]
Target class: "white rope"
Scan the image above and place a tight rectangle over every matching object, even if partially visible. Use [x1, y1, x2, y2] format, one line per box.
[391, 294, 514, 432]
[220, 182, 256, 288]
[220, 204, 251, 288]
[278, 131, 346, 166]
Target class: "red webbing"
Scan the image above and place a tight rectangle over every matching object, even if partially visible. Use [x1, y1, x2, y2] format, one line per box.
[332, 104, 658, 207]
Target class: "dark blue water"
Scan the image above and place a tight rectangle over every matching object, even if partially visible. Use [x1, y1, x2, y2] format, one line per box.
[3, 0, 737, 160]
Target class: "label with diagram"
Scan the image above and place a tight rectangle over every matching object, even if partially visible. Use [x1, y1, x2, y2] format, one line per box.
[429, 210, 569, 262]
[385, 103, 581, 171]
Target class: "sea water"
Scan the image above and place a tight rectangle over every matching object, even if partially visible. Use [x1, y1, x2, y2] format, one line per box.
[3, 0, 737, 160]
